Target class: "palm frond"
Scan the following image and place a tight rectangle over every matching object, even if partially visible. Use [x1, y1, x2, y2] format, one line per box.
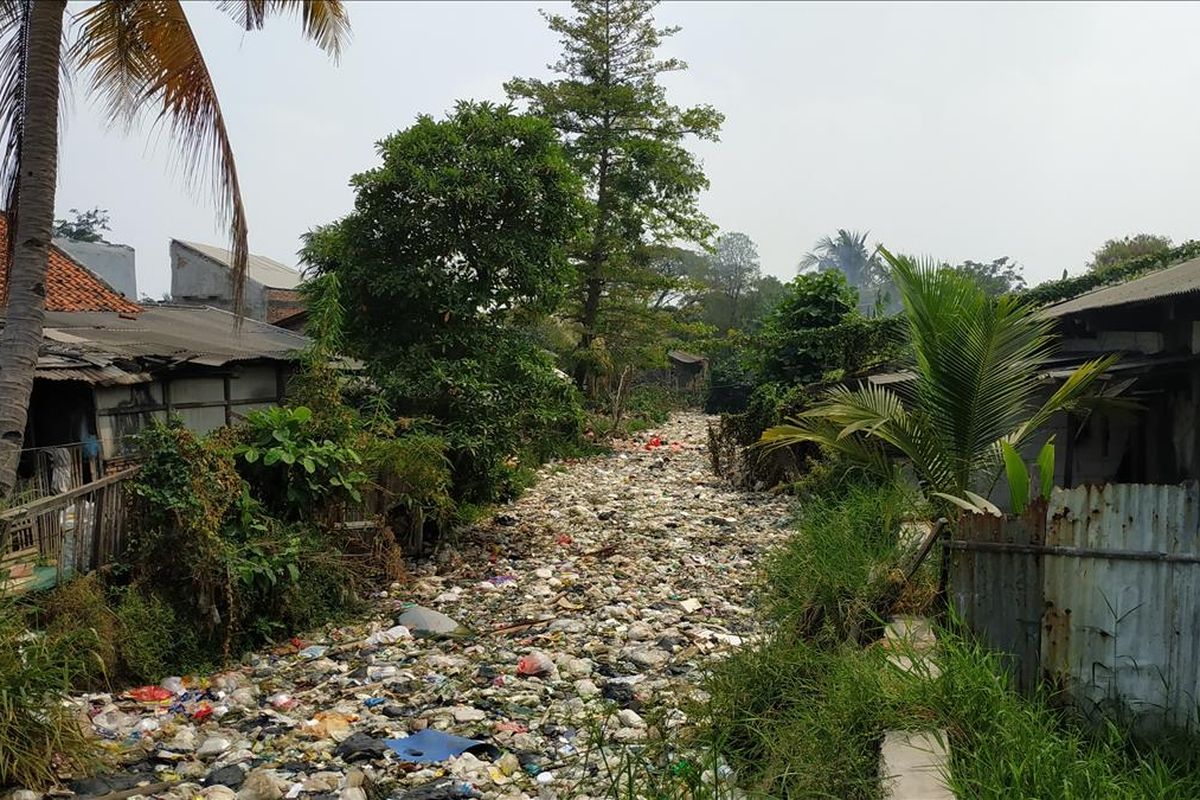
[74, 0, 248, 314]
[215, 1, 350, 60]
[0, 0, 28, 216]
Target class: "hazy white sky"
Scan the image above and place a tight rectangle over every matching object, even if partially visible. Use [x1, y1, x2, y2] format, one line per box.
[56, 1, 1200, 299]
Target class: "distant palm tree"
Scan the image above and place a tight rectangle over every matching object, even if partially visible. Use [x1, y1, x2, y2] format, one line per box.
[799, 229, 892, 312]
[0, 0, 350, 496]
[763, 248, 1115, 508]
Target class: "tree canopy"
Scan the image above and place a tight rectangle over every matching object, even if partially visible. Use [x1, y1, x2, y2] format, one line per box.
[52, 207, 110, 242]
[1087, 233, 1173, 273]
[507, 0, 723, 386]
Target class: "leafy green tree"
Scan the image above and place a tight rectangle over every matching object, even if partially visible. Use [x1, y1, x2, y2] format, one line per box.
[954, 256, 1025, 296]
[762, 250, 1115, 507]
[302, 102, 587, 501]
[798, 229, 892, 312]
[507, 0, 723, 387]
[1087, 233, 1173, 273]
[52, 207, 110, 242]
[709, 232, 761, 327]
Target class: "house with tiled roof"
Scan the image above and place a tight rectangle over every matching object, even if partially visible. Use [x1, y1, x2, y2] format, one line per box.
[0, 215, 141, 313]
[0, 223, 311, 493]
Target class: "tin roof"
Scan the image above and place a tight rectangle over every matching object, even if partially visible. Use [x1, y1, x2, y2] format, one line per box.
[34, 305, 309, 384]
[174, 239, 303, 290]
[1043, 255, 1200, 318]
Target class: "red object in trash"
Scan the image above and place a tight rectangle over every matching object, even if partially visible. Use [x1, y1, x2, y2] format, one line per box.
[517, 651, 554, 677]
[495, 721, 528, 734]
[290, 637, 304, 649]
[555, 534, 573, 546]
[127, 685, 173, 703]
[191, 704, 214, 722]
[644, 436, 663, 450]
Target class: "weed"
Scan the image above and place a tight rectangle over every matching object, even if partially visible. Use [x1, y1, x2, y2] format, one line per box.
[0, 597, 101, 788]
[37, 574, 117, 686]
[112, 586, 208, 683]
[763, 478, 925, 642]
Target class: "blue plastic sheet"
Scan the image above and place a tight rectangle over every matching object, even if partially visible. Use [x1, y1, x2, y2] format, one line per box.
[385, 729, 496, 763]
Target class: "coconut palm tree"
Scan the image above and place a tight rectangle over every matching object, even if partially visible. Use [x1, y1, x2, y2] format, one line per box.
[798, 228, 892, 312]
[762, 248, 1116, 507]
[0, 0, 349, 495]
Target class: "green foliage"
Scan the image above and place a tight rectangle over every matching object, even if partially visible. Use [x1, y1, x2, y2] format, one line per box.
[112, 586, 207, 683]
[999, 437, 1055, 515]
[303, 102, 588, 503]
[1087, 233, 1173, 274]
[1024, 239, 1200, 307]
[761, 250, 1117, 508]
[507, 0, 723, 385]
[235, 405, 368, 517]
[954, 256, 1026, 296]
[0, 598, 100, 788]
[52, 206, 110, 243]
[37, 574, 117, 686]
[799, 229, 894, 313]
[764, 478, 923, 642]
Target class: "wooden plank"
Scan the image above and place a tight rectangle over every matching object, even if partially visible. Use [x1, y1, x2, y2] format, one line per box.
[0, 468, 138, 522]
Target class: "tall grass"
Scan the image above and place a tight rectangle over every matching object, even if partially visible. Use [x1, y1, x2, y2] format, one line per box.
[763, 477, 926, 642]
[0, 597, 101, 788]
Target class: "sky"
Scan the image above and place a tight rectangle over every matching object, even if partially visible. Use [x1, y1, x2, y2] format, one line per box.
[55, 1, 1200, 300]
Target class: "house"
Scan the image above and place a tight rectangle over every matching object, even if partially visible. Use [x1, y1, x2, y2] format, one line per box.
[1041, 255, 1200, 487]
[1, 225, 309, 491]
[170, 239, 304, 324]
[53, 238, 137, 299]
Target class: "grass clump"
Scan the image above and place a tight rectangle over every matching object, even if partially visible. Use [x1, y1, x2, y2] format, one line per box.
[764, 477, 926, 641]
[0, 597, 101, 788]
[112, 586, 208, 684]
[932, 634, 1200, 799]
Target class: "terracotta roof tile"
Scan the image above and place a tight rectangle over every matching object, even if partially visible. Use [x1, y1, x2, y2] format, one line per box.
[0, 216, 141, 314]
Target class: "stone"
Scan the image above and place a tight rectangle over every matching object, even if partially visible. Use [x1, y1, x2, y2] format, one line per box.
[617, 708, 645, 728]
[574, 679, 600, 698]
[879, 730, 954, 800]
[451, 705, 487, 723]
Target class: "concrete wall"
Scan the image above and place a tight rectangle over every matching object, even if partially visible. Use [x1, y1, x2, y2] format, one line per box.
[54, 238, 137, 298]
[170, 240, 269, 320]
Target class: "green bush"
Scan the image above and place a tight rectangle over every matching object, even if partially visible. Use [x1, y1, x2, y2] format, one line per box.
[0, 598, 100, 788]
[38, 574, 117, 686]
[763, 477, 923, 642]
[234, 405, 369, 519]
[112, 586, 207, 683]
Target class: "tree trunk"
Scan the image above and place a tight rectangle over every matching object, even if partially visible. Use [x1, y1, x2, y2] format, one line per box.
[0, 1, 66, 497]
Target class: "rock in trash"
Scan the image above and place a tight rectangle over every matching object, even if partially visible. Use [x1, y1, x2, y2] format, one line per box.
[397, 605, 468, 636]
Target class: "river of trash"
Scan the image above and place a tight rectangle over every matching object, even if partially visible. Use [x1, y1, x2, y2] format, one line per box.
[55, 414, 794, 800]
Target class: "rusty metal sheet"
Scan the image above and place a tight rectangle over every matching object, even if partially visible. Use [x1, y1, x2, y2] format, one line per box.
[1044, 482, 1200, 731]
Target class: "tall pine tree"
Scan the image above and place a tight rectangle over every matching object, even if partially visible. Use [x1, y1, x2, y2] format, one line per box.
[507, 0, 722, 388]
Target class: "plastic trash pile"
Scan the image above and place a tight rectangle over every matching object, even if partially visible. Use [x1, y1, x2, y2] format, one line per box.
[49, 414, 792, 800]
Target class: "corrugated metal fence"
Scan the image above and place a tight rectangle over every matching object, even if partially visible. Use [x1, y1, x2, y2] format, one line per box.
[950, 482, 1200, 732]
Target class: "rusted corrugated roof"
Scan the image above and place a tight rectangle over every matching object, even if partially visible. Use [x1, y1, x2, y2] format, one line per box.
[667, 350, 706, 365]
[1043, 255, 1200, 318]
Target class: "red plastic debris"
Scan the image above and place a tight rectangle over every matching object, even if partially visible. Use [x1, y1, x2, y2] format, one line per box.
[127, 685, 173, 703]
[555, 534, 573, 547]
[191, 704, 214, 722]
[517, 651, 554, 677]
[495, 721, 528, 734]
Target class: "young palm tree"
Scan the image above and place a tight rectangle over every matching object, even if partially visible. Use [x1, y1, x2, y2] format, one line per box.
[762, 248, 1116, 506]
[0, 0, 349, 495]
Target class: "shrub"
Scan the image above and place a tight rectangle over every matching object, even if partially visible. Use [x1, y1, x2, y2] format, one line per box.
[234, 405, 368, 520]
[37, 574, 117, 685]
[763, 477, 923, 642]
[112, 586, 206, 683]
[0, 598, 100, 788]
